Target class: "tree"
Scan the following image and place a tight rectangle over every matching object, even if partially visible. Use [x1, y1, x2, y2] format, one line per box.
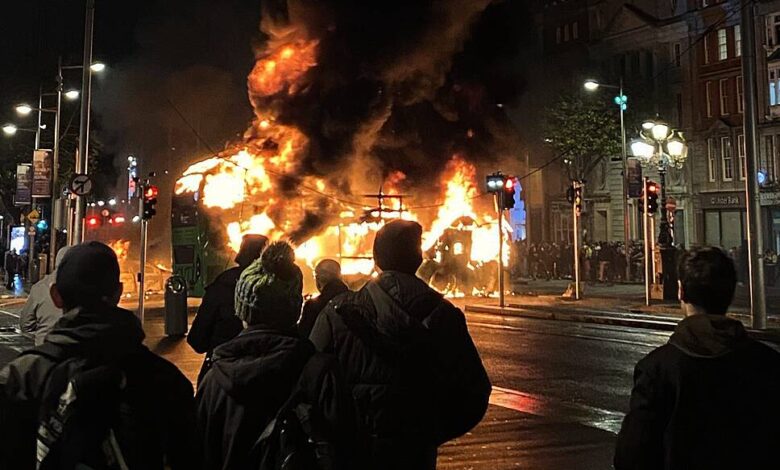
[543, 93, 621, 181]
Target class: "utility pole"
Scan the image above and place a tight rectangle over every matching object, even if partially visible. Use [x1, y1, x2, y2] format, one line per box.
[50, 58, 63, 271]
[741, 0, 767, 328]
[619, 78, 631, 282]
[73, 0, 95, 245]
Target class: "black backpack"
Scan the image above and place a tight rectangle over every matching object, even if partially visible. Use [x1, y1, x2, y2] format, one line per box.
[251, 354, 338, 470]
[35, 346, 129, 470]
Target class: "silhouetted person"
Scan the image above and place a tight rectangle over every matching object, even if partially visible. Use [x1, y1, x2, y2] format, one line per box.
[615, 247, 780, 470]
[309, 220, 490, 469]
[188, 234, 268, 385]
[196, 241, 352, 470]
[19, 246, 70, 345]
[4, 248, 17, 290]
[298, 259, 349, 338]
[0, 241, 198, 470]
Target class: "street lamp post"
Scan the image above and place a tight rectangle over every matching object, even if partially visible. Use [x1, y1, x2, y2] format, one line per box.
[584, 79, 631, 282]
[630, 119, 688, 300]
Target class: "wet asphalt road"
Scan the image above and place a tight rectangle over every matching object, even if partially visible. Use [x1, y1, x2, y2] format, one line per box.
[438, 314, 672, 470]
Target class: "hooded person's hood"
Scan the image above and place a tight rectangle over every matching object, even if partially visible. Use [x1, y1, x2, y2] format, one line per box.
[669, 314, 750, 358]
[209, 327, 313, 403]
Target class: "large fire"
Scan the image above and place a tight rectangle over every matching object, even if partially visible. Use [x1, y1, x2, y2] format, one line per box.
[175, 32, 512, 295]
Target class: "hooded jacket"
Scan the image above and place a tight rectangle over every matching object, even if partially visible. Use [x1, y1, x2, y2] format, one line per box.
[196, 327, 352, 470]
[615, 314, 780, 470]
[309, 271, 491, 469]
[0, 304, 198, 470]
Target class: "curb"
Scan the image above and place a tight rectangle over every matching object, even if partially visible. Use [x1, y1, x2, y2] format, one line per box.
[465, 304, 780, 343]
[465, 304, 678, 331]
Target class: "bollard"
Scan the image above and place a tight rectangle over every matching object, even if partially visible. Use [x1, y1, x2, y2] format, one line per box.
[164, 275, 188, 336]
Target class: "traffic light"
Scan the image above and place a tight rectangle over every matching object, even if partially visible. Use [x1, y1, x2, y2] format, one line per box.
[573, 184, 583, 216]
[142, 185, 159, 220]
[502, 177, 516, 209]
[646, 180, 659, 214]
[486, 173, 504, 193]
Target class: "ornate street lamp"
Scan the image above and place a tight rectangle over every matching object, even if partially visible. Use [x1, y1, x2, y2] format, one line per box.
[632, 117, 688, 300]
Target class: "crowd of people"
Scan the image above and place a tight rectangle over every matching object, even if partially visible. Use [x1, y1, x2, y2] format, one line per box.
[0, 221, 778, 469]
[513, 240, 647, 283]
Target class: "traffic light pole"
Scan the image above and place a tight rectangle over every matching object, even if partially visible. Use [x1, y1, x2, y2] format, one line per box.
[138, 197, 148, 324]
[497, 191, 505, 308]
[643, 177, 651, 306]
[572, 180, 581, 300]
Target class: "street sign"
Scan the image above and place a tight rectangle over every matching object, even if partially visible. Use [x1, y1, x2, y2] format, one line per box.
[27, 209, 41, 224]
[70, 174, 94, 196]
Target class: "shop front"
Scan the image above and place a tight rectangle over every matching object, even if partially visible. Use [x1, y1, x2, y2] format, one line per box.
[700, 192, 746, 252]
[760, 191, 780, 253]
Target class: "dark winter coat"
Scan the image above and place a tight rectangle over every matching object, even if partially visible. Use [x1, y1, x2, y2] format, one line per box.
[0, 304, 198, 470]
[196, 326, 352, 470]
[614, 314, 780, 470]
[309, 271, 491, 469]
[188, 267, 245, 383]
[298, 279, 349, 339]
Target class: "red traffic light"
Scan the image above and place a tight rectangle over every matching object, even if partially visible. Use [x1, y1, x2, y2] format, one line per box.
[86, 216, 100, 228]
[504, 178, 514, 190]
[144, 185, 159, 200]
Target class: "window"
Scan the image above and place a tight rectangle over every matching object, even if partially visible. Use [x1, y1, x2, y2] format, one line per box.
[674, 43, 682, 66]
[676, 93, 683, 127]
[704, 34, 710, 64]
[708, 138, 717, 182]
[572, 22, 579, 40]
[770, 67, 780, 105]
[735, 25, 741, 57]
[556, 27, 561, 44]
[722, 136, 734, 181]
[738, 134, 746, 181]
[720, 78, 729, 115]
[737, 75, 744, 113]
[767, 14, 780, 48]
[564, 24, 570, 42]
[767, 136, 776, 181]
[706, 81, 713, 117]
[718, 29, 728, 60]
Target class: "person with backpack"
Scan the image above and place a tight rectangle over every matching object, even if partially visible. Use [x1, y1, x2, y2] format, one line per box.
[614, 247, 780, 469]
[0, 241, 198, 470]
[309, 220, 491, 469]
[188, 234, 268, 386]
[196, 241, 352, 470]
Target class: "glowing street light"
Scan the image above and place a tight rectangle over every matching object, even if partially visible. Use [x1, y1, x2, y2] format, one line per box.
[15, 104, 33, 115]
[64, 89, 80, 100]
[583, 79, 600, 91]
[90, 62, 106, 72]
[2, 124, 18, 135]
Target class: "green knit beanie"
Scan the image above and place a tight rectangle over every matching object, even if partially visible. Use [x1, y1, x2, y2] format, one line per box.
[234, 241, 303, 328]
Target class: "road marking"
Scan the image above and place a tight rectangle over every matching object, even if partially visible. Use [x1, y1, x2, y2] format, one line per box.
[489, 386, 625, 434]
[469, 321, 666, 348]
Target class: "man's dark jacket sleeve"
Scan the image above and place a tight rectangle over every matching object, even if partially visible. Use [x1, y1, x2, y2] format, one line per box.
[614, 358, 666, 470]
[187, 287, 220, 353]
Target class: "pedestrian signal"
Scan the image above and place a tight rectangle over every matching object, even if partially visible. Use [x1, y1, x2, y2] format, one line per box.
[142, 185, 159, 220]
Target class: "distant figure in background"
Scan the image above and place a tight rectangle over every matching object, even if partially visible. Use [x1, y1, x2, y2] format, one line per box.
[615, 247, 780, 469]
[297, 259, 349, 338]
[188, 234, 268, 386]
[4, 249, 16, 290]
[19, 246, 71, 345]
